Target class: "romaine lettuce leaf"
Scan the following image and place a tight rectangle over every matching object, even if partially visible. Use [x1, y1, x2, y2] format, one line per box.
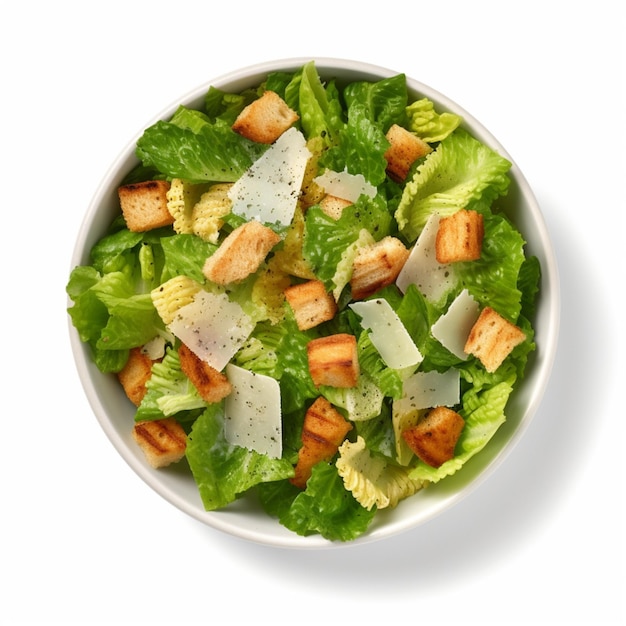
[395, 129, 511, 242]
[67, 268, 164, 372]
[343, 73, 408, 132]
[409, 376, 514, 483]
[271, 461, 376, 541]
[159, 233, 216, 284]
[303, 196, 392, 296]
[136, 117, 267, 184]
[136, 347, 207, 421]
[405, 97, 462, 142]
[186, 405, 294, 511]
[457, 212, 526, 323]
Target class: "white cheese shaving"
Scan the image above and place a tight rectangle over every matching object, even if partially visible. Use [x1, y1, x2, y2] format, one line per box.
[395, 213, 457, 302]
[224, 364, 282, 459]
[141, 335, 166, 360]
[228, 127, 311, 227]
[168, 291, 254, 371]
[313, 169, 376, 203]
[431, 289, 480, 359]
[349, 298, 423, 370]
[394, 369, 460, 414]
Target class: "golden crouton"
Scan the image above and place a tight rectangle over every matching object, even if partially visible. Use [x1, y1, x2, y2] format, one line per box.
[402, 406, 465, 468]
[178, 343, 232, 403]
[384, 124, 432, 181]
[284, 279, 337, 330]
[132, 417, 187, 469]
[464, 306, 526, 373]
[436, 209, 484, 263]
[291, 396, 353, 488]
[118, 347, 156, 406]
[350, 236, 410, 300]
[319, 194, 352, 220]
[118, 180, 173, 232]
[232, 90, 299, 144]
[202, 220, 281, 285]
[307, 333, 360, 388]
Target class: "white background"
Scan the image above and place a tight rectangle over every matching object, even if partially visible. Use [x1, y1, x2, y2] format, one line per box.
[2, 1, 624, 624]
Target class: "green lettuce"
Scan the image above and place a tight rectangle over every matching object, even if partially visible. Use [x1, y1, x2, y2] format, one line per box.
[186, 405, 293, 511]
[66, 267, 164, 373]
[259, 461, 377, 541]
[406, 97, 462, 142]
[136, 347, 207, 421]
[395, 129, 511, 242]
[302, 195, 393, 296]
[135, 113, 267, 184]
[409, 376, 514, 483]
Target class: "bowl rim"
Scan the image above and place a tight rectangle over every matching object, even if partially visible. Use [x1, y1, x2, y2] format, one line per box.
[68, 56, 560, 549]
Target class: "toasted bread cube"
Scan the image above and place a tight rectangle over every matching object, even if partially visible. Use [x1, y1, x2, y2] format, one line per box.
[118, 347, 156, 406]
[307, 333, 359, 388]
[436, 209, 484, 263]
[232, 90, 299, 144]
[118, 180, 173, 232]
[402, 406, 465, 468]
[464, 306, 526, 373]
[384, 124, 432, 181]
[350, 236, 410, 300]
[178, 343, 232, 403]
[319, 194, 352, 220]
[284, 279, 338, 330]
[132, 417, 187, 468]
[291, 397, 353, 488]
[202, 220, 281, 285]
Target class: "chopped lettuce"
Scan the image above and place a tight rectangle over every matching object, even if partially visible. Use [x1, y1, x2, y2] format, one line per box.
[186, 405, 293, 511]
[406, 97, 462, 142]
[67, 61, 540, 543]
[136, 347, 207, 421]
[136, 114, 267, 184]
[395, 129, 511, 242]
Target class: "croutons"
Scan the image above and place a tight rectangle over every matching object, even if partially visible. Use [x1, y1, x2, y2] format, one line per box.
[178, 343, 232, 403]
[384, 124, 432, 181]
[402, 406, 465, 468]
[307, 333, 360, 388]
[284, 279, 337, 330]
[118, 180, 174, 232]
[319, 194, 352, 220]
[202, 220, 281, 285]
[118, 347, 156, 406]
[436, 209, 484, 263]
[464, 306, 526, 373]
[291, 396, 353, 488]
[350, 236, 410, 300]
[232, 90, 299, 144]
[132, 417, 187, 469]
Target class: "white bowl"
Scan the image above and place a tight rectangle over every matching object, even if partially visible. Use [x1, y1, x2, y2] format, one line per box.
[68, 57, 560, 549]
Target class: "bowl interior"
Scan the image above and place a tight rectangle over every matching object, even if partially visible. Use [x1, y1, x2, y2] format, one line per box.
[69, 57, 560, 549]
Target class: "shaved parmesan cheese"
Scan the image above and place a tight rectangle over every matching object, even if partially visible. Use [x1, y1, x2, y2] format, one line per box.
[349, 298, 422, 369]
[141, 335, 166, 360]
[168, 291, 254, 371]
[228, 127, 311, 227]
[395, 213, 457, 302]
[313, 169, 376, 203]
[431, 289, 480, 359]
[224, 364, 282, 458]
[394, 369, 460, 414]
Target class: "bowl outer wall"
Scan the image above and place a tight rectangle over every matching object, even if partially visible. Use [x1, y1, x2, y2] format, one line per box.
[68, 57, 560, 549]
